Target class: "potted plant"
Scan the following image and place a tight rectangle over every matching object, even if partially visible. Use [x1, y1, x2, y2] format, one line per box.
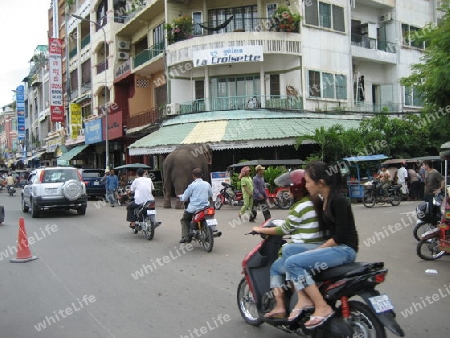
[271, 5, 301, 32]
[166, 15, 194, 44]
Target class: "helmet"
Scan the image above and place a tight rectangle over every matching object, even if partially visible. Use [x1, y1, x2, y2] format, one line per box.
[274, 169, 307, 198]
[416, 202, 429, 220]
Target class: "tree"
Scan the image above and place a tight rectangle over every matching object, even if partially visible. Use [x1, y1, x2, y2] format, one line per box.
[400, 1, 450, 145]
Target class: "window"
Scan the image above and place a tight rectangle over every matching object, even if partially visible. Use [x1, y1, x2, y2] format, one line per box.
[208, 5, 257, 34]
[267, 4, 277, 17]
[404, 86, 423, 107]
[308, 70, 347, 100]
[96, 0, 108, 28]
[153, 24, 164, 44]
[270, 74, 280, 96]
[305, 0, 345, 32]
[402, 24, 425, 49]
[193, 12, 203, 36]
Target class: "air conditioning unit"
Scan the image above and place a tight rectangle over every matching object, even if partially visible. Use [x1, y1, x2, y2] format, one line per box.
[118, 52, 130, 60]
[165, 103, 181, 116]
[118, 40, 130, 50]
[379, 13, 392, 24]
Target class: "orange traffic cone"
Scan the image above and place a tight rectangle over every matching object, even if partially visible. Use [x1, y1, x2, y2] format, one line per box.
[10, 217, 38, 263]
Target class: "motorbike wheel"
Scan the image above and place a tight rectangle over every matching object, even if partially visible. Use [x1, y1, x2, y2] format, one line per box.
[338, 301, 386, 338]
[236, 277, 264, 326]
[390, 192, 401, 206]
[277, 191, 293, 210]
[413, 222, 437, 241]
[201, 222, 214, 252]
[417, 238, 445, 260]
[144, 216, 155, 241]
[214, 197, 223, 210]
[363, 192, 376, 208]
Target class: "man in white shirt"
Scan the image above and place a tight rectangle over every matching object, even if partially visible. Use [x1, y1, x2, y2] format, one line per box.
[126, 168, 155, 229]
[397, 163, 408, 195]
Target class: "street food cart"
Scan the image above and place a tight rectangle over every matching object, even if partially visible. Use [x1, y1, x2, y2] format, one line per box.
[342, 154, 389, 199]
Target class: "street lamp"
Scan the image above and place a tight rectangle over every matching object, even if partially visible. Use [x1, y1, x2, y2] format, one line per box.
[72, 14, 109, 170]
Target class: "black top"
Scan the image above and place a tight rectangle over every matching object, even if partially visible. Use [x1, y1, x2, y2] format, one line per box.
[321, 193, 359, 252]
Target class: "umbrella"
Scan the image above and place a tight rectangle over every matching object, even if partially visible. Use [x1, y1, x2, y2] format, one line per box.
[114, 163, 152, 170]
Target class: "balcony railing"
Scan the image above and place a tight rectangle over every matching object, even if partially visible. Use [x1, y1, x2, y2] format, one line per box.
[179, 95, 303, 114]
[127, 107, 161, 130]
[96, 59, 109, 74]
[351, 34, 396, 53]
[96, 17, 107, 31]
[69, 47, 78, 59]
[81, 81, 91, 92]
[81, 34, 90, 49]
[133, 41, 165, 68]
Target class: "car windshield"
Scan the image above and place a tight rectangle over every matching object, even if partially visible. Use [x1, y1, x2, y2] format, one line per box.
[43, 170, 78, 183]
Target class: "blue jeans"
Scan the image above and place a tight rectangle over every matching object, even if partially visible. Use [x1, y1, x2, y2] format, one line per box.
[285, 245, 356, 291]
[106, 189, 116, 205]
[269, 243, 321, 288]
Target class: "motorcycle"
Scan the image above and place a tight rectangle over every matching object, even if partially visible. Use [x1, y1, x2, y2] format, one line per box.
[413, 194, 443, 241]
[7, 185, 16, 197]
[188, 206, 222, 252]
[363, 180, 402, 208]
[266, 186, 294, 210]
[131, 200, 161, 240]
[416, 223, 450, 260]
[237, 220, 405, 337]
[214, 182, 244, 209]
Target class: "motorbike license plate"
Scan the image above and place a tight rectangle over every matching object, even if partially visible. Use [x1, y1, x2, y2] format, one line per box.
[147, 210, 156, 215]
[206, 218, 218, 226]
[369, 295, 394, 313]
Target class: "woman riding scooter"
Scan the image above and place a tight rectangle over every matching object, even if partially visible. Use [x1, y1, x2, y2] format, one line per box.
[251, 169, 323, 319]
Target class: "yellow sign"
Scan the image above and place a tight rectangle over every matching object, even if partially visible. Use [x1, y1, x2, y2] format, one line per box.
[70, 103, 82, 140]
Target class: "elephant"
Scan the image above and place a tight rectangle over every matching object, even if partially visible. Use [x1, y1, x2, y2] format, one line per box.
[163, 144, 211, 209]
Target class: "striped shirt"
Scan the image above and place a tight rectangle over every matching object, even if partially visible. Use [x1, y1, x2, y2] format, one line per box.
[274, 196, 322, 243]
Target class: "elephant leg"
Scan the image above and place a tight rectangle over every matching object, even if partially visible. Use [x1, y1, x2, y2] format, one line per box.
[163, 181, 172, 208]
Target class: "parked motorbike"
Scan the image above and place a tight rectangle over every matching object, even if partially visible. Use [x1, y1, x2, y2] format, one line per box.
[188, 206, 222, 252]
[7, 186, 16, 197]
[266, 186, 294, 210]
[132, 200, 161, 240]
[363, 180, 401, 208]
[416, 223, 450, 260]
[413, 194, 443, 241]
[237, 220, 405, 337]
[214, 182, 244, 209]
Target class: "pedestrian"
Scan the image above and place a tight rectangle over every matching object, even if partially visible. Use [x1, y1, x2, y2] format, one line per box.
[105, 169, 119, 207]
[250, 165, 271, 222]
[283, 160, 358, 328]
[397, 163, 408, 196]
[238, 166, 253, 221]
[407, 165, 420, 200]
[178, 168, 213, 243]
[423, 160, 445, 205]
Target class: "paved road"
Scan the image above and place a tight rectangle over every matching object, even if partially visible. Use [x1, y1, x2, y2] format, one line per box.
[0, 192, 449, 337]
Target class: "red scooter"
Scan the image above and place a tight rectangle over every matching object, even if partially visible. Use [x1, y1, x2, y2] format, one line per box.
[188, 206, 222, 252]
[214, 182, 244, 209]
[237, 220, 405, 337]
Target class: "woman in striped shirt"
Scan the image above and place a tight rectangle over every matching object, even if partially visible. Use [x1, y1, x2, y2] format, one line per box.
[252, 169, 323, 319]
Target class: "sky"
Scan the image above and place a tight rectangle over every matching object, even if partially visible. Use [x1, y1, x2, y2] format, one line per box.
[0, 0, 51, 108]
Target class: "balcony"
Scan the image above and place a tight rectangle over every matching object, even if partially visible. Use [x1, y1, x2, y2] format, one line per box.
[179, 95, 303, 114]
[127, 107, 161, 130]
[96, 60, 109, 74]
[81, 81, 91, 93]
[166, 31, 301, 67]
[133, 41, 165, 69]
[356, 0, 395, 9]
[69, 46, 78, 59]
[81, 34, 90, 49]
[30, 74, 42, 87]
[351, 34, 397, 64]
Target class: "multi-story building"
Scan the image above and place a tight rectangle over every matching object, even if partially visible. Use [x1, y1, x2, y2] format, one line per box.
[23, 0, 444, 170]
[0, 105, 18, 167]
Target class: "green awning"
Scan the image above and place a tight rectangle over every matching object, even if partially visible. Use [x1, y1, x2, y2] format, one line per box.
[129, 111, 361, 155]
[56, 144, 89, 166]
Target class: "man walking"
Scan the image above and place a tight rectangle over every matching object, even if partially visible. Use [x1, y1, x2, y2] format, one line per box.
[250, 165, 271, 222]
[105, 169, 119, 207]
[423, 160, 445, 205]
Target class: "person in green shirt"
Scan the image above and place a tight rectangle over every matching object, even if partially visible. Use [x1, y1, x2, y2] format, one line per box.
[238, 166, 254, 221]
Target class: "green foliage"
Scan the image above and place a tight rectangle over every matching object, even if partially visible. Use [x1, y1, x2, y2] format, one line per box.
[400, 1, 450, 142]
[271, 5, 301, 32]
[166, 16, 193, 44]
[263, 166, 288, 192]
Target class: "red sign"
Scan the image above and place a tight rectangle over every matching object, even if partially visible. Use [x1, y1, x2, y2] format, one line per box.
[49, 38, 64, 122]
[102, 111, 123, 141]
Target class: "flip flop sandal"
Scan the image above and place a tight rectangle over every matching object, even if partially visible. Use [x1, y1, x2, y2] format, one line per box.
[304, 311, 335, 329]
[287, 306, 315, 322]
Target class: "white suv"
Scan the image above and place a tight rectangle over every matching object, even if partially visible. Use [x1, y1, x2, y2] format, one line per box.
[21, 167, 88, 218]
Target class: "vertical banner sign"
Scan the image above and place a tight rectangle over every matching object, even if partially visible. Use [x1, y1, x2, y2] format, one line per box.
[70, 103, 82, 139]
[49, 38, 64, 122]
[16, 85, 25, 140]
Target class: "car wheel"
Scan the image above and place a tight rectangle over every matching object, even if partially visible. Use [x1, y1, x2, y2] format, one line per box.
[77, 206, 86, 215]
[63, 180, 83, 201]
[31, 199, 39, 218]
[21, 196, 29, 212]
